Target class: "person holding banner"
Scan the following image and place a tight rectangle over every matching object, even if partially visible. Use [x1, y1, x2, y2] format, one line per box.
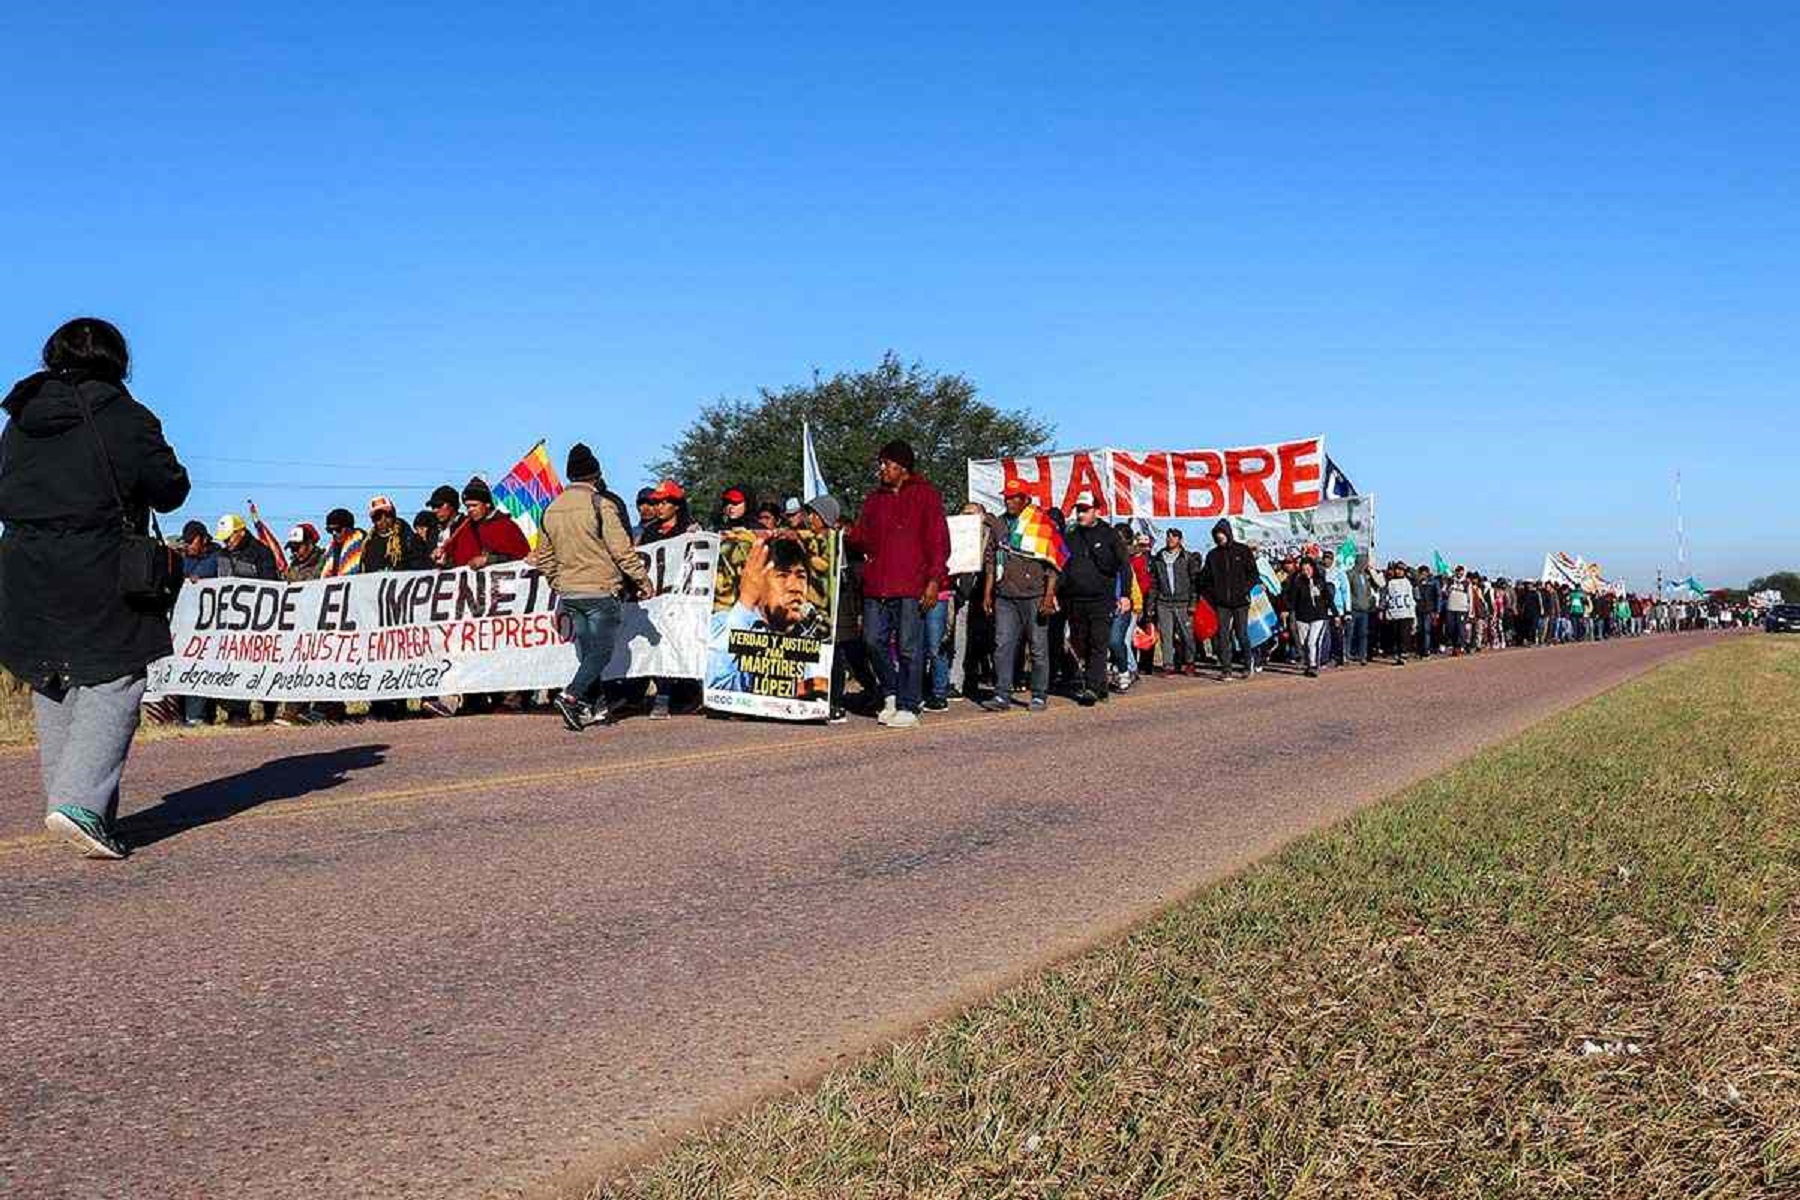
[362, 495, 431, 574]
[635, 478, 698, 719]
[847, 440, 949, 730]
[443, 477, 531, 570]
[1197, 519, 1260, 680]
[534, 442, 655, 732]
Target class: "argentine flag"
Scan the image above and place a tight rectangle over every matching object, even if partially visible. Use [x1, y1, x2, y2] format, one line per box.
[1246, 584, 1281, 646]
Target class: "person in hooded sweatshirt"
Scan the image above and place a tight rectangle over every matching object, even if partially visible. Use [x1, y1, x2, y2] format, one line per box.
[0, 319, 190, 860]
[1195, 518, 1259, 680]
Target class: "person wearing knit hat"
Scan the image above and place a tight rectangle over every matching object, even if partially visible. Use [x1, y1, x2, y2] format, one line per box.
[877, 439, 916, 473]
[424, 485, 460, 553]
[442, 475, 528, 569]
[321, 508, 365, 578]
[851, 437, 950, 729]
[534, 447, 656, 732]
[566, 443, 600, 483]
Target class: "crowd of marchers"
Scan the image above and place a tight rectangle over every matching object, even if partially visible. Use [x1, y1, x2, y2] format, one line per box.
[0, 319, 1745, 861]
[176, 432, 1737, 737]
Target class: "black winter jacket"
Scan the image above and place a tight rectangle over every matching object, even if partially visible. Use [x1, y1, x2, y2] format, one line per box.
[217, 534, 279, 580]
[361, 521, 431, 573]
[1196, 520, 1259, 609]
[1282, 570, 1334, 623]
[1146, 547, 1198, 606]
[1059, 520, 1124, 601]
[0, 373, 190, 689]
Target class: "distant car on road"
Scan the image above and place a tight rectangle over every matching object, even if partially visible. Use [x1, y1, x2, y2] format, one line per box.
[1766, 604, 1800, 633]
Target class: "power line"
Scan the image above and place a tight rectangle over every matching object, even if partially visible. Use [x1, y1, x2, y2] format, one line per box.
[186, 481, 463, 492]
[184, 454, 468, 474]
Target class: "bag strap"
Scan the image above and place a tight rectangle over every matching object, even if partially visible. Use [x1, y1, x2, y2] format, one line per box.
[69, 376, 165, 543]
[587, 487, 633, 563]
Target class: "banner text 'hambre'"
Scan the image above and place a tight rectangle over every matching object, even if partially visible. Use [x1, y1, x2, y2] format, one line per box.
[967, 437, 1325, 520]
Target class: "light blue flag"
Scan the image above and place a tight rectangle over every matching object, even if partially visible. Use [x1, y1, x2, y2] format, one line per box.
[802, 420, 831, 502]
[1247, 584, 1281, 646]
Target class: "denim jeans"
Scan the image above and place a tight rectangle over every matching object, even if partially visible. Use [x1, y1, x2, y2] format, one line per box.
[922, 597, 951, 702]
[561, 596, 623, 706]
[994, 594, 1050, 699]
[864, 596, 925, 712]
[1348, 611, 1371, 662]
[1110, 609, 1135, 672]
[1214, 604, 1253, 673]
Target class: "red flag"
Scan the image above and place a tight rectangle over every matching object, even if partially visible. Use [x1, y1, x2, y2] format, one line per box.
[247, 500, 288, 576]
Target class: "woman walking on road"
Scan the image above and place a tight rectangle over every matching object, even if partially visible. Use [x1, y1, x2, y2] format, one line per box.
[0, 319, 191, 859]
[1282, 555, 1333, 677]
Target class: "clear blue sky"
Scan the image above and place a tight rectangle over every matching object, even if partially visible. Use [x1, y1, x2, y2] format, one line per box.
[4, 2, 1794, 587]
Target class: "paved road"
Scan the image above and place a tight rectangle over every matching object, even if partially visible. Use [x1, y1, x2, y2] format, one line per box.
[0, 633, 1722, 1198]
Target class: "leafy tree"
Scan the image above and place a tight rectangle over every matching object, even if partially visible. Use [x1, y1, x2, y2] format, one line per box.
[1747, 571, 1800, 602]
[649, 353, 1054, 518]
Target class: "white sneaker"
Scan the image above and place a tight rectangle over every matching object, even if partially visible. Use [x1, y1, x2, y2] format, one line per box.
[877, 696, 898, 726]
[886, 709, 919, 729]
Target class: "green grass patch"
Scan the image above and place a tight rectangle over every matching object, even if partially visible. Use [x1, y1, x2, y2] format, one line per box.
[595, 638, 1800, 1199]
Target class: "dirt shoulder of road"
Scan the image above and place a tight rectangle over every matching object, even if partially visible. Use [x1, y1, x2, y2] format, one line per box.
[593, 637, 1800, 1199]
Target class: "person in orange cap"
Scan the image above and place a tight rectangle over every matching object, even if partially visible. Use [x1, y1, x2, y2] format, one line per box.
[361, 494, 430, 574]
[632, 478, 698, 719]
[637, 479, 695, 546]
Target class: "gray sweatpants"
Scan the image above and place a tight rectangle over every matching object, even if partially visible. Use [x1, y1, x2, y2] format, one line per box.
[1155, 600, 1194, 668]
[33, 673, 146, 824]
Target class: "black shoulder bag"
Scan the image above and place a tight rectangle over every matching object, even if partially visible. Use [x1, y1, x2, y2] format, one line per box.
[72, 382, 184, 607]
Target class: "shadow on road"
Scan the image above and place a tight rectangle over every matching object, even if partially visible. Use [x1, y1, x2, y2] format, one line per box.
[118, 744, 390, 848]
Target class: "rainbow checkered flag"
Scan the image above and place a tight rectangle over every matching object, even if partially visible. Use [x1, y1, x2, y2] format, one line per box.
[492, 440, 564, 549]
[1008, 504, 1069, 569]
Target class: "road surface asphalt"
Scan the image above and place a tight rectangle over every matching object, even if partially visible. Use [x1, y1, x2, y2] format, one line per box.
[0, 632, 1723, 1198]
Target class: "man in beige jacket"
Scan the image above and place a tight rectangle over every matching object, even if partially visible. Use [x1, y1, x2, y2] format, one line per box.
[533, 443, 655, 731]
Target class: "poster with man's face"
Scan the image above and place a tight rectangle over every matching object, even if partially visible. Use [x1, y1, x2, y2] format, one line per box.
[704, 530, 839, 720]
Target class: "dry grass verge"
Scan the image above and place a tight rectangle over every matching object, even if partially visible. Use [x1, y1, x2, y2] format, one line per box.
[595, 637, 1800, 1199]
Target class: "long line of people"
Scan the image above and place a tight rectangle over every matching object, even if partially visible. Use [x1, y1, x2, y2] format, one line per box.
[165, 437, 1729, 734]
[6, 318, 1738, 865]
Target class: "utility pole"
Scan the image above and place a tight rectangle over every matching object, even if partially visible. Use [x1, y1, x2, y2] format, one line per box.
[1674, 470, 1687, 576]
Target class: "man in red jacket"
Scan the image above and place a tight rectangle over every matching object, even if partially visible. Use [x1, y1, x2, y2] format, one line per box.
[441, 476, 531, 569]
[846, 439, 950, 730]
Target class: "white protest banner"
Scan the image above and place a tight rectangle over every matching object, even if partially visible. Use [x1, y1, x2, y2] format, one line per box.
[967, 436, 1326, 521]
[1541, 551, 1621, 594]
[603, 532, 717, 679]
[146, 534, 719, 703]
[1222, 495, 1376, 560]
[946, 513, 985, 576]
